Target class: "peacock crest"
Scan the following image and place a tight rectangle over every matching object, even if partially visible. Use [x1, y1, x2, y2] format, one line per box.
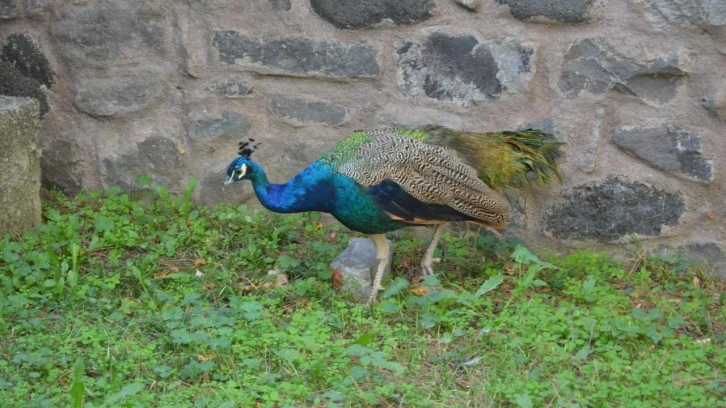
[238, 138, 260, 158]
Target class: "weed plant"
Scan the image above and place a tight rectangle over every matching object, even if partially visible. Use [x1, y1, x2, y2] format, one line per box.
[0, 180, 723, 407]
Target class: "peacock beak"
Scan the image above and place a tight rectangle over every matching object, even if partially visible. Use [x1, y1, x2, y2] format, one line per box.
[223, 175, 233, 186]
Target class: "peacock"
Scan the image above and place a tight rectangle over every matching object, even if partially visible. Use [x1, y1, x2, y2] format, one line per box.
[224, 126, 562, 304]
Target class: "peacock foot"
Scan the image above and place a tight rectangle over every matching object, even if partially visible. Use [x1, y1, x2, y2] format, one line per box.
[421, 257, 441, 276]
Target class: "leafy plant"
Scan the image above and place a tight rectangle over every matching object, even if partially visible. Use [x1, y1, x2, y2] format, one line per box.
[0, 182, 723, 407]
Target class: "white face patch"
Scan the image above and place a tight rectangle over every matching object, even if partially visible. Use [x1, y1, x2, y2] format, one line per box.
[240, 163, 248, 177]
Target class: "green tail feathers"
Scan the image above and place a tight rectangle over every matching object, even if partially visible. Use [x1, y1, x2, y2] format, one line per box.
[417, 126, 563, 191]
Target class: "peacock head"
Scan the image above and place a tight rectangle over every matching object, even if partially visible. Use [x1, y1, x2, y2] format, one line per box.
[224, 139, 260, 186]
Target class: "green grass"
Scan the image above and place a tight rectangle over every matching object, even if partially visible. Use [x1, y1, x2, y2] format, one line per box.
[1, 180, 724, 407]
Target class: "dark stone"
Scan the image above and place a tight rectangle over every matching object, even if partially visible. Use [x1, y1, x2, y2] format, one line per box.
[52, 1, 166, 63]
[398, 32, 533, 104]
[0, 0, 17, 19]
[213, 79, 254, 98]
[213, 31, 380, 79]
[610, 126, 713, 182]
[197, 171, 254, 208]
[0, 60, 49, 115]
[104, 137, 182, 189]
[1, 34, 54, 88]
[73, 72, 164, 117]
[637, 0, 726, 28]
[545, 178, 684, 241]
[41, 139, 84, 195]
[310, 0, 435, 29]
[269, 0, 291, 11]
[27, 0, 53, 15]
[270, 97, 347, 126]
[192, 111, 251, 140]
[497, 0, 594, 24]
[558, 39, 686, 104]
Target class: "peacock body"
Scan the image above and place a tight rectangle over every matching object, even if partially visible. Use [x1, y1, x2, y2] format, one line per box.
[225, 126, 561, 304]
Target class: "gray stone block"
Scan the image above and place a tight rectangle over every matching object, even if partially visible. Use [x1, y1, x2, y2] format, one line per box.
[191, 111, 251, 140]
[41, 139, 84, 196]
[73, 72, 165, 117]
[497, 0, 595, 24]
[0, 96, 41, 235]
[558, 38, 686, 104]
[269, 0, 291, 11]
[270, 97, 347, 126]
[610, 125, 713, 182]
[1, 33, 54, 88]
[0, 0, 17, 19]
[197, 171, 253, 208]
[545, 178, 685, 241]
[104, 137, 183, 189]
[0, 60, 49, 115]
[212, 31, 380, 79]
[330, 237, 392, 300]
[635, 0, 726, 28]
[398, 32, 533, 105]
[213, 79, 254, 99]
[310, 0, 435, 29]
[52, 1, 166, 63]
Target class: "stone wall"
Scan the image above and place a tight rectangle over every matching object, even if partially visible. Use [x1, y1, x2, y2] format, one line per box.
[1, 0, 724, 273]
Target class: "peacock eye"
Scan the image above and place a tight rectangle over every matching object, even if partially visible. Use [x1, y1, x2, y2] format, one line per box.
[234, 169, 242, 175]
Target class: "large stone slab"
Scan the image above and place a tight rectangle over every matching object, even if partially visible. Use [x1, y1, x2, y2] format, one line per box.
[73, 71, 165, 117]
[1, 33, 54, 88]
[545, 178, 685, 241]
[104, 137, 184, 189]
[310, 0, 435, 29]
[212, 31, 380, 79]
[558, 38, 686, 104]
[0, 60, 49, 115]
[190, 110, 251, 141]
[398, 32, 534, 105]
[633, 0, 726, 28]
[52, 0, 167, 64]
[0, 0, 17, 19]
[0, 96, 41, 235]
[41, 138, 84, 196]
[497, 0, 595, 24]
[270, 97, 348, 126]
[610, 125, 713, 182]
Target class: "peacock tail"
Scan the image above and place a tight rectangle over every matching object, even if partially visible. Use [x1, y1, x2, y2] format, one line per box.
[395, 126, 563, 191]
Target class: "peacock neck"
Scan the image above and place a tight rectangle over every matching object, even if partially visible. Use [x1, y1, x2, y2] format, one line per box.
[247, 161, 334, 214]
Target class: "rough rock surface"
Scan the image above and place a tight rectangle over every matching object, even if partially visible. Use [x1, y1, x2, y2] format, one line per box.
[213, 32, 380, 79]
[497, 0, 595, 24]
[1, 33, 54, 88]
[545, 178, 685, 241]
[190, 111, 251, 141]
[398, 32, 533, 105]
[51, 0, 168, 65]
[559, 38, 686, 104]
[104, 137, 184, 190]
[610, 126, 713, 182]
[0, 96, 41, 235]
[270, 97, 348, 126]
[310, 0, 436, 29]
[330, 238, 393, 300]
[73, 71, 165, 117]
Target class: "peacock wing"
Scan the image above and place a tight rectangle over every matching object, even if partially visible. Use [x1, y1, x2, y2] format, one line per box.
[337, 133, 510, 226]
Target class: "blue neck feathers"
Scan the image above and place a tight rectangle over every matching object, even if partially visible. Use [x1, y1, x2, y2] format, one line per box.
[245, 161, 335, 214]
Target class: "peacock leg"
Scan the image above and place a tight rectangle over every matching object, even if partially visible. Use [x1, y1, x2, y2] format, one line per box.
[421, 224, 445, 275]
[366, 234, 390, 305]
